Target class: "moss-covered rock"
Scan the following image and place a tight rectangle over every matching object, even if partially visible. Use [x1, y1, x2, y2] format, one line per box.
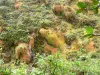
[15, 43, 32, 64]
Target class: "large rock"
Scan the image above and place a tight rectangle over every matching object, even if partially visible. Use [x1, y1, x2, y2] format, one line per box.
[39, 28, 65, 48]
[43, 42, 58, 54]
[15, 43, 32, 64]
[39, 28, 68, 59]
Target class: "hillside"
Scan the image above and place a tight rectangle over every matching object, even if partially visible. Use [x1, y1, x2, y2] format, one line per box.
[0, 0, 100, 75]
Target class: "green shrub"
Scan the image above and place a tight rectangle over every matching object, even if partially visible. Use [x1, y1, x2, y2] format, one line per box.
[77, 0, 100, 14]
[0, 66, 11, 75]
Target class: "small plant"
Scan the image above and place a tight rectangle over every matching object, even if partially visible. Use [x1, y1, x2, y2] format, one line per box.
[0, 66, 11, 75]
[77, 0, 100, 14]
[36, 53, 69, 75]
[84, 26, 94, 38]
[84, 26, 100, 38]
[32, 52, 100, 75]
[11, 63, 28, 75]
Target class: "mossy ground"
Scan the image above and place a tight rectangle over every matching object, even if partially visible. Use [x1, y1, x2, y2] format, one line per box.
[0, 0, 100, 75]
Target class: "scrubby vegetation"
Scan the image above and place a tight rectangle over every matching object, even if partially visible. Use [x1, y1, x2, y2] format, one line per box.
[0, 0, 100, 75]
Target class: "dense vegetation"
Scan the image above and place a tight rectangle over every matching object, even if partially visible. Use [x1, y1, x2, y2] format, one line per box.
[0, 0, 100, 75]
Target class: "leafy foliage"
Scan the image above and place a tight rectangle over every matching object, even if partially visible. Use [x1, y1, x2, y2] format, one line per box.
[0, 66, 11, 75]
[77, 2, 88, 9]
[0, 0, 53, 50]
[32, 53, 100, 75]
[1, 52, 100, 75]
[0, 0, 100, 75]
[84, 26, 94, 38]
[77, 0, 100, 14]
[86, 26, 93, 34]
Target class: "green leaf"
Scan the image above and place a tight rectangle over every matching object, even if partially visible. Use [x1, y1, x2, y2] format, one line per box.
[90, 5, 98, 10]
[91, 0, 99, 5]
[77, 2, 87, 9]
[94, 7, 99, 14]
[76, 9, 82, 14]
[86, 26, 93, 34]
[84, 34, 94, 38]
